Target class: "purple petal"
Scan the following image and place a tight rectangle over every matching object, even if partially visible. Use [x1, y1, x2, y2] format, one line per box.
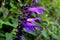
[36, 9, 44, 14]
[22, 22, 27, 27]
[27, 17, 40, 22]
[35, 0, 38, 3]
[28, 7, 37, 12]
[32, 22, 40, 28]
[35, 17, 41, 20]
[26, 22, 35, 31]
[28, 6, 44, 14]
[35, 25, 40, 29]
[22, 22, 31, 32]
[26, 22, 35, 26]
[22, 22, 40, 32]
[31, 26, 35, 31]
[27, 18, 35, 22]
[38, 6, 44, 10]
[25, 27, 31, 32]
[26, 22, 40, 29]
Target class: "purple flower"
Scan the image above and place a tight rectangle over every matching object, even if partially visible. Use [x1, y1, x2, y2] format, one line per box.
[35, 0, 38, 3]
[22, 17, 41, 32]
[17, 2, 44, 33]
[28, 6, 44, 14]
[22, 22, 40, 32]
[27, 17, 41, 22]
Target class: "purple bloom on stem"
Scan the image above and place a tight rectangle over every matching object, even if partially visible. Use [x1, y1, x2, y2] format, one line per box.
[26, 22, 40, 31]
[27, 18, 35, 22]
[26, 22, 35, 31]
[28, 6, 44, 14]
[35, 17, 41, 20]
[27, 17, 41, 22]
[22, 22, 40, 32]
[22, 22, 31, 32]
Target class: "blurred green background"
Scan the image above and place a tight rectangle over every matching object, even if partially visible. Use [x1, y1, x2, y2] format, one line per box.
[0, 0, 60, 40]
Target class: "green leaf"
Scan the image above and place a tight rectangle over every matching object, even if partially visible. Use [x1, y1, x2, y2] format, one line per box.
[11, 19, 18, 28]
[53, 0, 60, 10]
[52, 34, 58, 40]
[0, 38, 5, 40]
[0, 33, 5, 37]
[5, 33, 13, 40]
[41, 30, 49, 39]
[0, 23, 2, 28]
[4, 21, 12, 26]
[10, 2, 16, 9]
[0, 20, 3, 28]
[1, 7, 9, 19]
[32, 13, 36, 17]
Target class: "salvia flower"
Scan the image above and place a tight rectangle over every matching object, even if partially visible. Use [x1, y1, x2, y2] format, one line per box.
[21, 17, 41, 32]
[17, 0, 44, 36]
[22, 22, 40, 32]
[17, 5, 44, 33]
[15, 0, 44, 40]
[18, 5, 44, 32]
[28, 6, 44, 14]
[27, 17, 41, 22]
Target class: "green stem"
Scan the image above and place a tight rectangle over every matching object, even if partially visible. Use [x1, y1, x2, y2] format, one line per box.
[25, 0, 30, 4]
[18, 0, 22, 4]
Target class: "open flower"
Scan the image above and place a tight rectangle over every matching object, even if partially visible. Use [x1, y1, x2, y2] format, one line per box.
[17, 0, 44, 33]
[22, 17, 41, 32]
[22, 22, 40, 32]
[28, 6, 44, 14]
[27, 17, 41, 22]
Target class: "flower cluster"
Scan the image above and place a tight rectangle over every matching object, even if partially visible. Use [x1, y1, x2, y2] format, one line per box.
[18, 4, 44, 32]
[15, 0, 44, 40]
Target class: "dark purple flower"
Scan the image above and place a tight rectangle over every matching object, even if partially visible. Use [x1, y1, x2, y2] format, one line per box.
[22, 21, 40, 32]
[22, 22, 31, 32]
[28, 6, 44, 14]
[16, 0, 44, 40]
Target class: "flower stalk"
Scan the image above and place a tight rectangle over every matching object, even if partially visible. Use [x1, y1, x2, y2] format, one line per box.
[14, 0, 44, 40]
